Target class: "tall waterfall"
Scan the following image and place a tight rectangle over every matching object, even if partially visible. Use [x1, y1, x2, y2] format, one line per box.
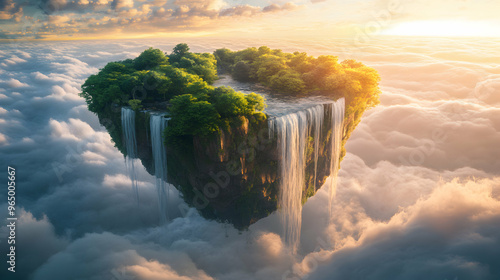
[306, 105, 324, 190]
[270, 111, 308, 254]
[328, 98, 345, 220]
[121, 107, 139, 201]
[150, 114, 169, 224]
[269, 98, 344, 254]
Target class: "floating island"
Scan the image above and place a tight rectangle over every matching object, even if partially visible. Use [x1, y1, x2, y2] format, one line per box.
[80, 44, 381, 230]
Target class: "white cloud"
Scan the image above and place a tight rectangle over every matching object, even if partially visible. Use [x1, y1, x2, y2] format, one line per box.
[49, 118, 96, 141]
[0, 132, 7, 145]
[114, 0, 135, 9]
[16, 50, 31, 59]
[307, 178, 500, 280]
[22, 137, 34, 143]
[4, 55, 27, 65]
[1, 38, 499, 280]
[1, 78, 29, 88]
[45, 84, 82, 101]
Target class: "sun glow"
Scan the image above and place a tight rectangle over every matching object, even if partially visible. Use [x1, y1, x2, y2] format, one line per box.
[382, 20, 499, 37]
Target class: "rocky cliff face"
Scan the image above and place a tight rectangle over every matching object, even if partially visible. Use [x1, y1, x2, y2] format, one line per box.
[99, 103, 343, 229]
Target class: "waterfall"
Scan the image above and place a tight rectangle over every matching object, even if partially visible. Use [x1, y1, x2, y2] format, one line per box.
[269, 98, 344, 254]
[306, 105, 324, 190]
[121, 107, 139, 201]
[328, 98, 345, 221]
[150, 114, 169, 224]
[271, 111, 308, 254]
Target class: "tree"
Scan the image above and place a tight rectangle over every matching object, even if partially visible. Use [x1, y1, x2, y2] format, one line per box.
[160, 65, 207, 97]
[233, 47, 259, 63]
[212, 87, 249, 118]
[134, 48, 169, 70]
[172, 43, 190, 57]
[80, 63, 131, 112]
[269, 69, 305, 93]
[213, 48, 235, 73]
[128, 99, 143, 111]
[245, 92, 266, 112]
[232, 61, 253, 82]
[187, 53, 218, 84]
[169, 43, 190, 64]
[288, 52, 315, 74]
[253, 54, 287, 84]
[167, 94, 220, 137]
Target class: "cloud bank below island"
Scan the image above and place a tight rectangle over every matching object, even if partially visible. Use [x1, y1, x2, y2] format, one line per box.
[0, 36, 499, 279]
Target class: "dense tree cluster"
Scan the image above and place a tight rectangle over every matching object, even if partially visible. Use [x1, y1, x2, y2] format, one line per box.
[213, 46, 381, 155]
[81, 44, 380, 148]
[166, 89, 266, 139]
[213, 46, 380, 106]
[80, 44, 266, 139]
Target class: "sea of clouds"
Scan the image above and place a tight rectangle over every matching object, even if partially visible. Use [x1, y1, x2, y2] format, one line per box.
[0, 37, 499, 280]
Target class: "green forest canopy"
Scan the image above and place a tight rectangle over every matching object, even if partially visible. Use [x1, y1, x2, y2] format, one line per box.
[80, 43, 380, 143]
[80, 44, 266, 139]
[213, 45, 381, 147]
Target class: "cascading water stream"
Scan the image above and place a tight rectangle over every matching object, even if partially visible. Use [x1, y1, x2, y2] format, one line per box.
[121, 107, 139, 201]
[271, 111, 308, 254]
[150, 114, 170, 224]
[328, 98, 345, 221]
[306, 105, 324, 190]
[269, 98, 344, 254]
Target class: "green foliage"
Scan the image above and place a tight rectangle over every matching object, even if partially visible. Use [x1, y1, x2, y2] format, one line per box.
[213, 48, 235, 73]
[169, 43, 218, 84]
[213, 46, 380, 110]
[166, 86, 267, 139]
[253, 54, 287, 84]
[81, 45, 219, 111]
[233, 47, 259, 63]
[80, 64, 131, 112]
[133, 47, 169, 70]
[269, 69, 305, 93]
[81, 44, 267, 143]
[212, 87, 248, 118]
[128, 99, 143, 111]
[172, 43, 190, 57]
[245, 92, 267, 112]
[159, 65, 206, 98]
[213, 45, 381, 156]
[232, 61, 253, 82]
[167, 94, 220, 137]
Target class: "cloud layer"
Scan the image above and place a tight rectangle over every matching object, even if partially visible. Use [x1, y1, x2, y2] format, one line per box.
[0, 37, 499, 279]
[1, 0, 500, 39]
[1, 0, 305, 39]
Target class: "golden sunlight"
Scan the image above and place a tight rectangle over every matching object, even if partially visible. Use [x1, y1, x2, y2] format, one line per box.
[382, 20, 499, 37]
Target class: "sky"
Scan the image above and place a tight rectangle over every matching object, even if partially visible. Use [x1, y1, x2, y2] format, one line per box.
[0, 0, 500, 40]
[0, 36, 499, 279]
[0, 0, 500, 279]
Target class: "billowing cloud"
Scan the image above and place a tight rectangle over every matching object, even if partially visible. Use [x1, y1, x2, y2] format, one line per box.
[0, 0, 497, 39]
[262, 3, 299, 13]
[307, 178, 500, 280]
[0, 37, 499, 280]
[0, 209, 69, 279]
[0, 132, 7, 145]
[31, 231, 215, 280]
[0, 78, 29, 88]
[0, 0, 306, 39]
[0, 0, 22, 21]
[112, 0, 135, 10]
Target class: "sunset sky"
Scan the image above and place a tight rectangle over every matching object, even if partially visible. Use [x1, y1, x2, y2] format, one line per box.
[2, 0, 500, 278]
[1, 0, 499, 40]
